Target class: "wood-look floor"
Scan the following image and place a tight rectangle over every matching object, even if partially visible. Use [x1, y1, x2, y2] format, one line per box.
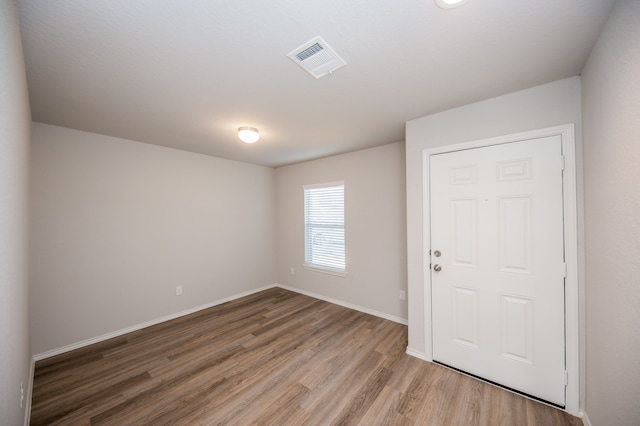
[30, 288, 582, 425]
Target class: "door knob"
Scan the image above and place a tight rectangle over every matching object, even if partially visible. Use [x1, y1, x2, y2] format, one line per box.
[433, 264, 442, 272]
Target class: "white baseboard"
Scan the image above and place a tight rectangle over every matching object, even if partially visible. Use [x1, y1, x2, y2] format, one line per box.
[274, 283, 408, 325]
[33, 284, 275, 361]
[33, 283, 408, 362]
[405, 347, 429, 361]
[23, 356, 35, 426]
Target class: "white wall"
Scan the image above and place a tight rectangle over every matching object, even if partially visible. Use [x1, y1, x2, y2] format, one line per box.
[581, 1, 640, 425]
[275, 142, 407, 322]
[0, 0, 31, 424]
[30, 123, 276, 355]
[405, 76, 584, 390]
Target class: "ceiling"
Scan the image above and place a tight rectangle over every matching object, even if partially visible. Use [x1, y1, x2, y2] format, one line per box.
[16, 0, 615, 167]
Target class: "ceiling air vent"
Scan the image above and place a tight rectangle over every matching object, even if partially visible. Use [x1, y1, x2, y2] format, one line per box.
[287, 36, 347, 79]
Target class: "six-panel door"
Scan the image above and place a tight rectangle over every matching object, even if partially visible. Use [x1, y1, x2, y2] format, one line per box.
[430, 135, 566, 406]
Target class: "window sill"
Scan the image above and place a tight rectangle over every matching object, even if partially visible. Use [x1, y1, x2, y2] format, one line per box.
[303, 264, 347, 277]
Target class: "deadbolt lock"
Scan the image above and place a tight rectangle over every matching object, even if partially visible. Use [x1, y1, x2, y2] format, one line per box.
[434, 250, 441, 257]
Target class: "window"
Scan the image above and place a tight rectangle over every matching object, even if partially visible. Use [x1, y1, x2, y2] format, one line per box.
[304, 182, 345, 275]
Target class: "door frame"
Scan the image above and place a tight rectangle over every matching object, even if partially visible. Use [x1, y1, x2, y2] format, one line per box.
[420, 124, 579, 415]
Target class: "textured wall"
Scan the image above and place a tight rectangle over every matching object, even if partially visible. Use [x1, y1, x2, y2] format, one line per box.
[0, 0, 32, 424]
[581, 1, 640, 425]
[275, 142, 407, 322]
[30, 123, 276, 355]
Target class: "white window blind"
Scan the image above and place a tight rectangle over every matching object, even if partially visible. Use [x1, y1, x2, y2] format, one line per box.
[304, 182, 345, 274]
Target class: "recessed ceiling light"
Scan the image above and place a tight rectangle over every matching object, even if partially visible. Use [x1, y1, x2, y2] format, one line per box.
[238, 127, 260, 144]
[435, 0, 469, 9]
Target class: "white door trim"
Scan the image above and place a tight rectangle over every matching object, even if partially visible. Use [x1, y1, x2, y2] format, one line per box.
[420, 124, 579, 415]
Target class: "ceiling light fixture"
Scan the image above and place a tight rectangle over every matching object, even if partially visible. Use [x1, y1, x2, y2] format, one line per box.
[238, 127, 260, 144]
[435, 0, 469, 9]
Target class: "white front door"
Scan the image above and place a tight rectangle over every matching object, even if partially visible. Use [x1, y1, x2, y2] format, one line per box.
[430, 135, 566, 406]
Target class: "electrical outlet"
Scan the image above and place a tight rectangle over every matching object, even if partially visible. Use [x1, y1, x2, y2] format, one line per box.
[399, 290, 406, 301]
[176, 286, 183, 296]
[290, 267, 295, 275]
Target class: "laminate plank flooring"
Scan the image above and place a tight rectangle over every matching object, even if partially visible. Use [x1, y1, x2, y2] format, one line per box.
[30, 288, 582, 425]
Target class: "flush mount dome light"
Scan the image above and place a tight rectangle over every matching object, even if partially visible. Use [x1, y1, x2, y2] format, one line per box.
[436, 0, 469, 9]
[238, 127, 260, 144]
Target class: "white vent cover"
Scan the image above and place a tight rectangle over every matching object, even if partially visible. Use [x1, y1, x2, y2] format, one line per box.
[287, 36, 347, 79]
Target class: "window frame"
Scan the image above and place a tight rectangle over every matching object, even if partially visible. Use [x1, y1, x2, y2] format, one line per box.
[303, 181, 346, 277]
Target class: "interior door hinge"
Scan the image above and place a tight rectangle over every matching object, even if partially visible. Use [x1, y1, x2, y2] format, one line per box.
[560, 155, 566, 171]
[564, 371, 569, 386]
[563, 263, 567, 278]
